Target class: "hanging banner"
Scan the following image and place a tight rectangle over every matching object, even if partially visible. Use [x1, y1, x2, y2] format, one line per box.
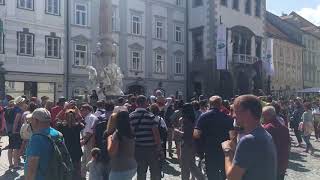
[216, 24, 227, 70]
[265, 38, 274, 76]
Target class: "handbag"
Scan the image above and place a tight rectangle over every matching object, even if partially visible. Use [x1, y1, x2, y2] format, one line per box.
[20, 122, 32, 140]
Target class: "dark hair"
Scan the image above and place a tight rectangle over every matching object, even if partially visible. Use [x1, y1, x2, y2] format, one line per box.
[191, 101, 200, 111]
[182, 103, 196, 123]
[96, 100, 105, 108]
[175, 100, 184, 110]
[304, 102, 312, 110]
[222, 100, 230, 110]
[271, 101, 281, 115]
[235, 95, 262, 120]
[81, 104, 93, 112]
[28, 102, 38, 113]
[117, 97, 125, 104]
[199, 100, 207, 108]
[136, 95, 147, 107]
[129, 96, 137, 104]
[91, 148, 103, 162]
[115, 111, 135, 140]
[150, 103, 160, 115]
[105, 101, 115, 111]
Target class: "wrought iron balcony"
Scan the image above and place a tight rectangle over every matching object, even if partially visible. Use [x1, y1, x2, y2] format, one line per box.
[233, 54, 258, 65]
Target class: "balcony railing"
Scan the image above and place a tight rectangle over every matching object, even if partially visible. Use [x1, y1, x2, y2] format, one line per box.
[233, 54, 259, 64]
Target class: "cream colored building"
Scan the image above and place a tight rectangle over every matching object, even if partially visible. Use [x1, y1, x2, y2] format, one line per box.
[266, 22, 303, 96]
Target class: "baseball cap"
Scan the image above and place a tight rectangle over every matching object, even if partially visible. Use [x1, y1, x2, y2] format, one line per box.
[31, 108, 51, 122]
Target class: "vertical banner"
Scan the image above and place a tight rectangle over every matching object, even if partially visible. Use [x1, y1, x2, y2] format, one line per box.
[216, 24, 227, 70]
[265, 38, 274, 76]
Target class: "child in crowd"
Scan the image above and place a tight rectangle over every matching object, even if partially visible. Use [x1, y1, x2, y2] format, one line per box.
[86, 148, 106, 180]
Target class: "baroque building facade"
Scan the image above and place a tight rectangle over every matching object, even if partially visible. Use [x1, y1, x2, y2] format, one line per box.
[188, 0, 267, 98]
[67, 0, 187, 98]
[266, 20, 303, 97]
[0, 0, 65, 100]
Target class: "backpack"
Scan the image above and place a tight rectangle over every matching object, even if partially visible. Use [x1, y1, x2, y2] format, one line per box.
[94, 119, 110, 163]
[35, 133, 73, 180]
[20, 122, 32, 140]
[4, 108, 15, 125]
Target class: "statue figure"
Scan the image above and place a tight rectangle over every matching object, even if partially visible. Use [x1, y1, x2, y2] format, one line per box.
[85, 0, 124, 99]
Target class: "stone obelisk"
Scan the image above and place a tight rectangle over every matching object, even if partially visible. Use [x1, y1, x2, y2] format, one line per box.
[95, 0, 114, 84]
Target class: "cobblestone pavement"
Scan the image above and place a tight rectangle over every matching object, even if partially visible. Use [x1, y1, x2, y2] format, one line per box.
[0, 131, 320, 180]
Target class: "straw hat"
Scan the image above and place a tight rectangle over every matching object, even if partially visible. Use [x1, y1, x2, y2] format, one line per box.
[14, 96, 26, 105]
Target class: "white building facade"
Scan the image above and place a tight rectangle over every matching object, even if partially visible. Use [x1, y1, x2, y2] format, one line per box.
[0, 0, 65, 100]
[67, 0, 187, 98]
[188, 0, 267, 98]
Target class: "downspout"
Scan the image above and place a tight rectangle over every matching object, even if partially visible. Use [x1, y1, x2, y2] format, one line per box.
[185, 0, 190, 100]
[65, 0, 70, 98]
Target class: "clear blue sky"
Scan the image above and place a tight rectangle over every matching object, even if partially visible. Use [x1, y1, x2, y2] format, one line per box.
[267, 0, 320, 15]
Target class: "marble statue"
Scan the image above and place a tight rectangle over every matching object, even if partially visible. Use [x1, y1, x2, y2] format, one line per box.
[85, 0, 124, 98]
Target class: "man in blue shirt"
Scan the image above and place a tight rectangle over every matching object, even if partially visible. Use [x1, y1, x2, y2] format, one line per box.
[25, 108, 61, 180]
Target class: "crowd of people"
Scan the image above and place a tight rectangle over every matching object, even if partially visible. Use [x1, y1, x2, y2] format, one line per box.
[0, 91, 319, 180]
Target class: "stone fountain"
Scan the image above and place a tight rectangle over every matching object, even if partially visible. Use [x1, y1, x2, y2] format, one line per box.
[86, 0, 124, 100]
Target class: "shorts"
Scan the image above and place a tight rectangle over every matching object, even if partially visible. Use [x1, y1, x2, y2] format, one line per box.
[8, 133, 22, 150]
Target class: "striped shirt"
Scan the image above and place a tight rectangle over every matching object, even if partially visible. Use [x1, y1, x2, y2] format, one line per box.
[129, 108, 157, 147]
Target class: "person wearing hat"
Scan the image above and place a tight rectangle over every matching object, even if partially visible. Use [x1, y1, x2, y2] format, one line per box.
[24, 108, 63, 180]
[6, 96, 26, 169]
[50, 97, 66, 128]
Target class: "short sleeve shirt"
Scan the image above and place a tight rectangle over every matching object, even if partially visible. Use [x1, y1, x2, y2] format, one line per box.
[24, 127, 60, 180]
[84, 113, 98, 134]
[233, 126, 277, 180]
[13, 106, 23, 132]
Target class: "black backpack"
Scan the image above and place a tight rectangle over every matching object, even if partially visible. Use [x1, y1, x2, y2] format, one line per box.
[94, 119, 110, 163]
[4, 108, 15, 125]
[35, 133, 73, 180]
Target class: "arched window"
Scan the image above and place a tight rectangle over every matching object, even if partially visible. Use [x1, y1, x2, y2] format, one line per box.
[233, 0, 239, 10]
[245, 0, 252, 15]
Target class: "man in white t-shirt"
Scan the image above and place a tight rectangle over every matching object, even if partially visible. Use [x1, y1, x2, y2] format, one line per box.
[80, 104, 98, 179]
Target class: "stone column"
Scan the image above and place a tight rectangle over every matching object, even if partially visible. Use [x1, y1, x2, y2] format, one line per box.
[251, 36, 256, 58]
[95, 0, 114, 83]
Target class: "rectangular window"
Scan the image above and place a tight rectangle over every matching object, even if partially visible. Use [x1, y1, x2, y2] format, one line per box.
[112, 8, 117, 31]
[220, 0, 227, 6]
[156, 21, 163, 39]
[233, 0, 239, 10]
[131, 51, 141, 71]
[255, 0, 261, 17]
[74, 44, 87, 66]
[0, 32, 3, 54]
[0, 0, 4, 5]
[175, 56, 183, 74]
[193, 0, 203, 8]
[175, 25, 183, 43]
[46, 0, 60, 15]
[155, 53, 165, 73]
[18, 0, 34, 10]
[192, 28, 204, 61]
[176, 0, 182, 6]
[18, 32, 34, 56]
[132, 15, 142, 35]
[245, 0, 252, 15]
[46, 36, 60, 58]
[75, 4, 88, 26]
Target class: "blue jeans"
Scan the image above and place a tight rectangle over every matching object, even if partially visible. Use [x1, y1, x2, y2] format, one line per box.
[109, 168, 136, 180]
